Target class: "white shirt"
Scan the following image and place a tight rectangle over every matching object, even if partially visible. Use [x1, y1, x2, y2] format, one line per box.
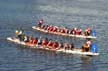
[19, 31, 22, 35]
[86, 41, 91, 45]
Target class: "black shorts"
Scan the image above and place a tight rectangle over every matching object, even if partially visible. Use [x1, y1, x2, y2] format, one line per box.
[85, 48, 89, 52]
[38, 42, 42, 45]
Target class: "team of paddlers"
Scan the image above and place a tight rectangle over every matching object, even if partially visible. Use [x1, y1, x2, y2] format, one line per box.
[37, 19, 92, 36]
[15, 30, 92, 52]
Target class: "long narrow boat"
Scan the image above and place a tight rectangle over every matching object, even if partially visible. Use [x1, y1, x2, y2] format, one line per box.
[32, 26, 97, 39]
[7, 37, 99, 56]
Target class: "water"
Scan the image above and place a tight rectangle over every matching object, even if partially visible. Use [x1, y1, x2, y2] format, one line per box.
[0, 0, 108, 71]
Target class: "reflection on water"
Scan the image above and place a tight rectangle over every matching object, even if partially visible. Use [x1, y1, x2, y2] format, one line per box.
[16, 45, 99, 71]
[81, 56, 98, 71]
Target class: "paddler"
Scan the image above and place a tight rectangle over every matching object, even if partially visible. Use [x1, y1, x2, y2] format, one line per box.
[33, 38, 38, 45]
[38, 36, 42, 45]
[15, 30, 24, 41]
[42, 38, 48, 46]
[41, 25, 45, 29]
[70, 27, 77, 35]
[49, 25, 53, 32]
[65, 27, 69, 34]
[64, 42, 70, 50]
[61, 28, 65, 33]
[70, 43, 74, 50]
[76, 29, 82, 35]
[70, 28, 75, 34]
[52, 40, 59, 49]
[63, 27, 69, 34]
[74, 27, 78, 35]
[47, 25, 53, 32]
[47, 39, 54, 48]
[38, 19, 43, 28]
[52, 26, 58, 32]
[47, 25, 50, 31]
[59, 41, 64, 49]
[29, 35, 34, 44]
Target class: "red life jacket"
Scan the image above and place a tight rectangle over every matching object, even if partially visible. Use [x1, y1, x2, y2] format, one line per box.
[78, 31, 81, 35]
[49, 27, 53, 31]
[33, 39, 38, 44]
[47, 26, 50, 31]
[53, 27, 57, 32]
[61, 29, 65, 33]
[65, 29, 69, 33]
[53, 42, 59, 48]
[48, 41, 53, 47]
[76, 30, 81, 35]
[42, 40, 48, 46]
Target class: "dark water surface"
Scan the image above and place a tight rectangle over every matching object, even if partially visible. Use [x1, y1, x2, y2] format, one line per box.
[0, 0, 108, 71]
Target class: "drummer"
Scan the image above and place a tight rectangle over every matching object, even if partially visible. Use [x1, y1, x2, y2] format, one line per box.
[15, 30, 25, 41]
[82, 39, 91, 52]
[38, 19, 43, 28]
